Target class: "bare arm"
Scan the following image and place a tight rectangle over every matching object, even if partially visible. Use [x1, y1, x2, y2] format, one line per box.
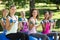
[29, 19, 34, 30]
[41, 23, 46, 31]
[5, 18, 13, 31]
[18, 22, 23, 30]
[1, 20, 6, 29]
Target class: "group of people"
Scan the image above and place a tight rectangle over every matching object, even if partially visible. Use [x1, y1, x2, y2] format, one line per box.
[0, 5, 58, 40]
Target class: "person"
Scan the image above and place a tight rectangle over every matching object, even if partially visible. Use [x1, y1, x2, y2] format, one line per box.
[5, 5, 29, 40]
[41, 11, 50, 34]
[41, 11, 57, 40]
[18, 11, 29, 34]
[1, 9, 9, 35]
[28, 9, 49, 40]
[48, 11, 58, 40]
[49, 11, 57, 30]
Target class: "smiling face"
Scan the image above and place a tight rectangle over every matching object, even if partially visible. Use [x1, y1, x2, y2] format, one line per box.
[32, 10, 38, 18]
[10, 6, 16, 15]
[2, 9, 9, 17]
[21, 11, 25, 18]
[49, 13, 53, 19]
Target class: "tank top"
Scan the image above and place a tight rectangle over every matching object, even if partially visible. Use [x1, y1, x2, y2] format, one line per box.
[28, 17, 38, 34]
[1, 18, 7, 35]
[19, 18, 29, 33]
[41, 20, 51, 34]
[6, 15, 18, 35]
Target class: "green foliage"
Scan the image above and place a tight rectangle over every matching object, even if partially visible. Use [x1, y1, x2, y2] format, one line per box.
[35, 0, 51, 4]
[51, 0, 60, 5]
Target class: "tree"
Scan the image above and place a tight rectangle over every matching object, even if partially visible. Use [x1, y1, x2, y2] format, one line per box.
[30, 0, 35, 14]
[50, 0, 60, 10]
[2, 0, 28, 8]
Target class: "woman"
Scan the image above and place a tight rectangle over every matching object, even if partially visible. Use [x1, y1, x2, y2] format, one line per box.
[18, 11, 29, 34]
[48, 11, 58, 40]
[28, 9, 49, 40]
[1, 9, 9, 35]
[5, 5, 29, 40]
[41, 11, 50, 34]
[41, 11, 57, 40]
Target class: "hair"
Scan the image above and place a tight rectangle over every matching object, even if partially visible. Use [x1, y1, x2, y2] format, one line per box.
[8, 5, 16, 16]
[44, 11, 49, 20]
[44, 11, 49, 15]
[9, 5, 16, 9]
[29, 8, 39, 19]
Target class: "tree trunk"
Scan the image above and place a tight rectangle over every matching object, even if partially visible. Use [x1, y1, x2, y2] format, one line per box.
[30, 0, 35, 16]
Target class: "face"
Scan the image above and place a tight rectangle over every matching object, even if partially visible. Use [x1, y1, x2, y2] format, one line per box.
[32, 10, 38, 18]
[49, 13, 53, 18]
[21, 11, 25, 17]
[44, 12, 49, 19]
[10, 6, 16, 15]
[3, 9, 8, 17]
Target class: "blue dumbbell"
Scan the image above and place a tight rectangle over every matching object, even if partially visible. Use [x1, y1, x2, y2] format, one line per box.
[10, 19, 13, 23]
[19, 18, 22, 21]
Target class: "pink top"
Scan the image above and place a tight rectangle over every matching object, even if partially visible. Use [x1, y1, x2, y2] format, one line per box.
[28, 17, 38, 34]
[19, 18, 29, 33]
[41, 20, 51, 34]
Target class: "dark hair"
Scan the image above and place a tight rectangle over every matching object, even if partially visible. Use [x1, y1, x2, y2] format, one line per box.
[29, 9, 39, 19]
[44, 11, 49, 15]
[49, 11, 53, 15]
[8, 5, 16, 16]
[9, 5, 15, 9]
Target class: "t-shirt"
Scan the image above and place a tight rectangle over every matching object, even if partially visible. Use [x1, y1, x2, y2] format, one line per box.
[6, 15, 18, 35]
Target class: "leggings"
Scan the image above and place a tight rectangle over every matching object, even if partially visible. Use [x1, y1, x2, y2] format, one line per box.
[58, 32, 60, 40]
[47, 32, 58, 40]
[6, 32, 29, 40]
[29, 33, 49, 40]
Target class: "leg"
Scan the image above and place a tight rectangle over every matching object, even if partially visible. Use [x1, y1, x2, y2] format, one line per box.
[58, 32, 60, 40]
[30, 33, 49, 40]
[6, 32, 25, 40]
[24, 33, 29, 40]
[47, 32, 58, 40]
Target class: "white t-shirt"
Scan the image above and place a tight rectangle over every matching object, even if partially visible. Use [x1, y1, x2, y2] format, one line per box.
[6, 15, 18, 35]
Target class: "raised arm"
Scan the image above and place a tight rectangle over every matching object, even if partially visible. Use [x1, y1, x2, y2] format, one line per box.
[1, 20, 6, 29]
[29, 19, 34, 30]
[5, 18, 12, 31]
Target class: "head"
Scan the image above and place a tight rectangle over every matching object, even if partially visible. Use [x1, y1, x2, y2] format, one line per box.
[49, 11, 53, 19]
[20, 11, 25, 18]
[2, 9, 9, 17]
[44, 11, 49, 19]
[9, 5, 16, 15]
[30, 9, 39, 19]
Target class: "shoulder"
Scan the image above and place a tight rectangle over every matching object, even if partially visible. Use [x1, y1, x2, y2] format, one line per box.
[29, 17, 33, 21]
[1, 18, 3, 21]
[49, 19, 54, 23]
[15, 15, 18, 19]
[25, 18, 28, 21]
[41, 19, 44, 23]
[15, 15, 18, 18]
